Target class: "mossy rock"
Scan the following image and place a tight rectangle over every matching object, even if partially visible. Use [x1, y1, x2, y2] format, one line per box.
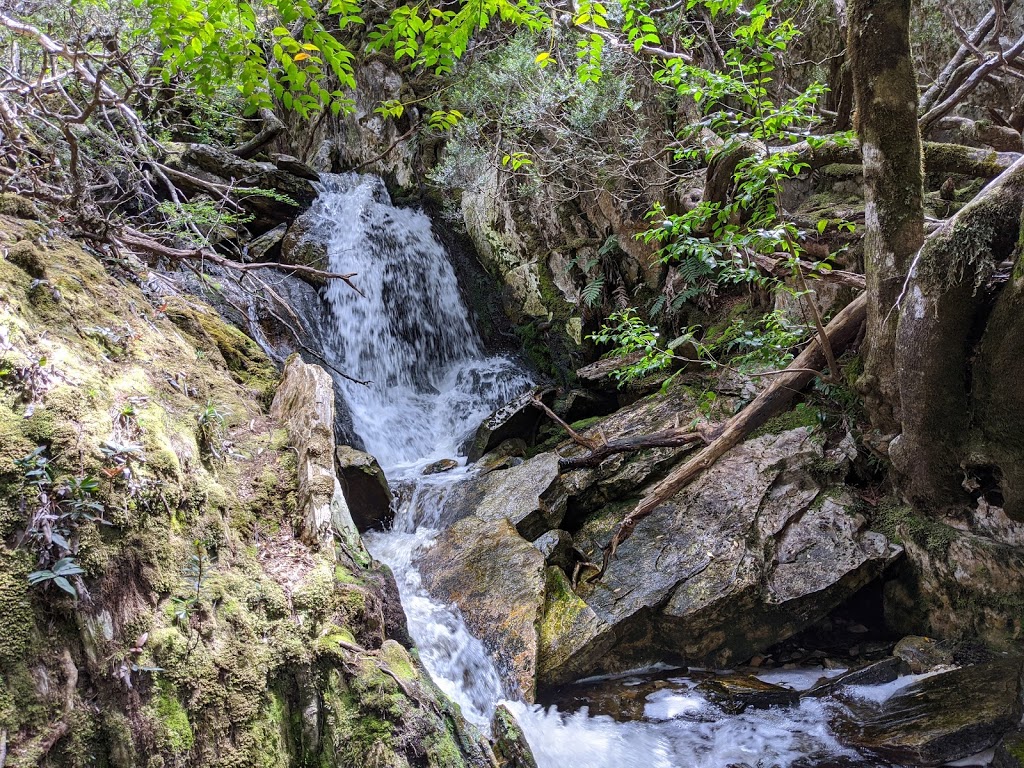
[5, 240, 45, 278]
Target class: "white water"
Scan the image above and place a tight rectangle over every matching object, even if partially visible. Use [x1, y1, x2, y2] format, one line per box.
[314, 174, 887, 767]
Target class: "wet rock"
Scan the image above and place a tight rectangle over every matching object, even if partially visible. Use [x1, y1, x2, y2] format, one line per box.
[441, 452, 565, 541]
[809, 657, 901, 697]
[893, 636, 953, 674]
[477, 438, 528, 471]
[556, 388, 618, 423]
[696, 675, 800, 714]
[244, 223, 287, 262]
[270, 356, 363, 556]
[994, 728, 1024, 768]
[417, 515, 546, 701]
[531, 530, 578, 572]
[280, 211, 330, 287]
[335, 445, 393, 532]
[837, 658, 1024, 765]
[541, 427, 901, 686]
[467, 387, 554, 462]
[491, 704, 539, 768]
[422, 458, 458, 475]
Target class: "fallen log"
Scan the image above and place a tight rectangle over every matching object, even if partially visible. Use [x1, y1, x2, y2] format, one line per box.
[598, 291, 868, 575]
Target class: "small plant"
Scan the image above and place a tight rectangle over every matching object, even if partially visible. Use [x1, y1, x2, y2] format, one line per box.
[196, 401, 227, 459]
[16, 447, 108, 565]
[28, 557, 85, 599]
[171, 540, 211, 657]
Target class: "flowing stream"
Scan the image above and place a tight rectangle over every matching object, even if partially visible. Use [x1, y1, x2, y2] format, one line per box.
[309, 174, 937, 767]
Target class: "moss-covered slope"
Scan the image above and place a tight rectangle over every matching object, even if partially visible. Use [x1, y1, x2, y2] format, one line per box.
[0, 209, 487, 768]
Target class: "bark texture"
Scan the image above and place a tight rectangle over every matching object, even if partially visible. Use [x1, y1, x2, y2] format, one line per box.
[848, 0, 925, 435]
[891, 157, 1024, 513]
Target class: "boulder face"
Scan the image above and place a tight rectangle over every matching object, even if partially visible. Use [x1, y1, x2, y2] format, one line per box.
[270, 356, 363, 556]
[548, 427, 901, 684]
[417, 515, 547, 701]
[837, 658, 1024, 765]
[335, 445, 394, 531]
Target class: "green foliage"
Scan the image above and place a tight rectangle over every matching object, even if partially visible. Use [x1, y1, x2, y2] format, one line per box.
[15, 447, 108, 577]
[368, 0, 549, 75]
[196, 400, 226, 459]
[156, 200, 254, 248]
[27, 557, 85, 599]
[143, 0, 362, 117]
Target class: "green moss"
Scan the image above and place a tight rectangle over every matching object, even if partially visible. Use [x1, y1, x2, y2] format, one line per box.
[151, 683, 195, 754]
[0, 193, 38, 219]
[5, 240, 45, 278]
[750, 405, 820, 438]
[872, 500, 958, 557]
[379, 639, 418, 681]
[0, 549, 33, 668]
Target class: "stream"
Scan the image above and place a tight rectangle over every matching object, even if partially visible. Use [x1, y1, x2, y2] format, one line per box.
[308, 174, 978, 768]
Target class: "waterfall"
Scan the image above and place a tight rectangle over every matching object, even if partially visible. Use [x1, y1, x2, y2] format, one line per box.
[317, 174, 532, 476]
[308, 173, 906, 768]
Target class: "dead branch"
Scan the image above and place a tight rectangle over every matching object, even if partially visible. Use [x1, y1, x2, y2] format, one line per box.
[920, 0, 1017, 112]
[920, 31, 1024, 134]
[230, 108, 286, 159]
[112, 228, 365, 295]
[530, 396, 600, 451]
[558, 427, 706, 470]
[596, 291, 868, 576]
[750, 252, 866, 290]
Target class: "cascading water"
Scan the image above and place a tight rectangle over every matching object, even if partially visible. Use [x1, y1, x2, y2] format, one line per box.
[309, 174, 935, 767]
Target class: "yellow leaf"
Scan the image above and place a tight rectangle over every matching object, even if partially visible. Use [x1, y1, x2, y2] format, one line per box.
[302, 43, 320, 51]
[294, 52, 310, 61]
[535, 51, 550, 63]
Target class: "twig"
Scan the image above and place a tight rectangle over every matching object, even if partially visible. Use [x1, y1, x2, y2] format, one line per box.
[530, 396, 600, 450]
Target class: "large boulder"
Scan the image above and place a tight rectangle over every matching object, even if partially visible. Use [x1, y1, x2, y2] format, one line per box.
[836, 658, 1024, 765]
[270, 356, 364, 557]
[540, 427, 901, 686]
[417, 516, 546, 701]
[335, 446, 393, 532]
[439, 452, 564, 540]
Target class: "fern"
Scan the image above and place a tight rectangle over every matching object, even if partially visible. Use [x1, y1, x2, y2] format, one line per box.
[581, 275, 605, 307]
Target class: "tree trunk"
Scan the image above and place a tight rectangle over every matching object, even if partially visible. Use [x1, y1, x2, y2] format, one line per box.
[848, 0, 925, 438]
[892, 157, 1024, 512]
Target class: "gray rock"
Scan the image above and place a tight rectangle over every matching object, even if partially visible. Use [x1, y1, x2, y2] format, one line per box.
[440, 452, 565, 541]
[466, 387, 552, 462]
[269, 356, 363, 558]
[541, 427, 901, 686]
[280, 212, 330, 287]
[531, 530, 577, 572]
[836, 658, 1024, 765]
[272, 153, 321, 181]
[335, 445, 393, 532]
[417, 516, 546, 701]
[244, 223, 287, 262]
[893, 636, 953, 674]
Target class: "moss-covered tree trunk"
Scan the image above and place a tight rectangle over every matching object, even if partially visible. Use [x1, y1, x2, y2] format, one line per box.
[891, 158, 1024, 511]
[847, 0, 924, 438]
